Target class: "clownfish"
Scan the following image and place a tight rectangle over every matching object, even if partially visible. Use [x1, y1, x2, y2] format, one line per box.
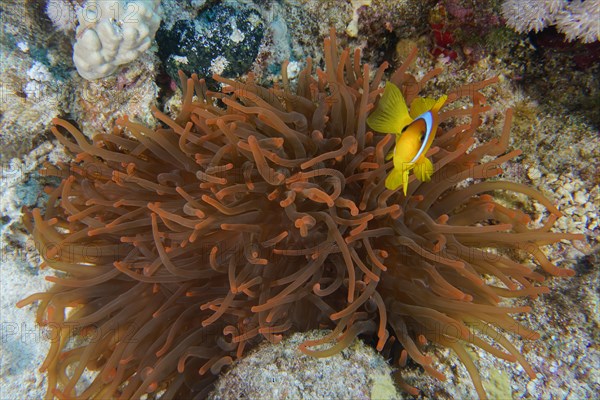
[367, 81, 447, 195]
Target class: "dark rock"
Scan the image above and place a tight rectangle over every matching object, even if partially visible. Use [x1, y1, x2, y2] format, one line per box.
[156, 3, 265, 87]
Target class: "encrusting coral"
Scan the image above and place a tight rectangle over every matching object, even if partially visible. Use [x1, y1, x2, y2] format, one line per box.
[18, 30, 583, 399]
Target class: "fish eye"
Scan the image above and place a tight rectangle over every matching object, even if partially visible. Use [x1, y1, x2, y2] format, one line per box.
[419, 132, 425, 142]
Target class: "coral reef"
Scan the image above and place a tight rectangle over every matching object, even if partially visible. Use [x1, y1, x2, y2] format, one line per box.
[427, 0, 505, 63]
[69, 52, 160, 138]
[0, 0, 73, 162]
[514, 29, 600, 126]
[502, 0, 600, 43]
[0, 0, 163, 161]
[16, 28, 584, 400]
[256, 0, 352, 78]
[356, 0, 429, 65]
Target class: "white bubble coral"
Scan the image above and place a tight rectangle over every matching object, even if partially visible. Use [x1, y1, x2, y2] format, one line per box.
[73, 0, 161, 80]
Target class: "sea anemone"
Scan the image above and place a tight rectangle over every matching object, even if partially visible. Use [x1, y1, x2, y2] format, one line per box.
[18, 29, 582, 399]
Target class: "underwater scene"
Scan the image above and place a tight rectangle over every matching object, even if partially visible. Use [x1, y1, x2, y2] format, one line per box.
[0, 1, 598, 399]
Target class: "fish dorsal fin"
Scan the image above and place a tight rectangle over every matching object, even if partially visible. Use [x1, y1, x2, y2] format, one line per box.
[409, 97, 437, 119]
[409, 95, 447, 118]
[367, 82, 413, 134]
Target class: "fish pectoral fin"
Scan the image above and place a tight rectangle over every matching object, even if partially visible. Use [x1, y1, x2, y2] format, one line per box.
[385, 149, 394, 161]
[414, 157, 434, 182]
[367, 82, 413, 133]
[385, 168, 411, 195]
[385, 168, 402, 191]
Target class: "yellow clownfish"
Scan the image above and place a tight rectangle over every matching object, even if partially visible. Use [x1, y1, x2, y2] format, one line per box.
[367, 81, 447, 195]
